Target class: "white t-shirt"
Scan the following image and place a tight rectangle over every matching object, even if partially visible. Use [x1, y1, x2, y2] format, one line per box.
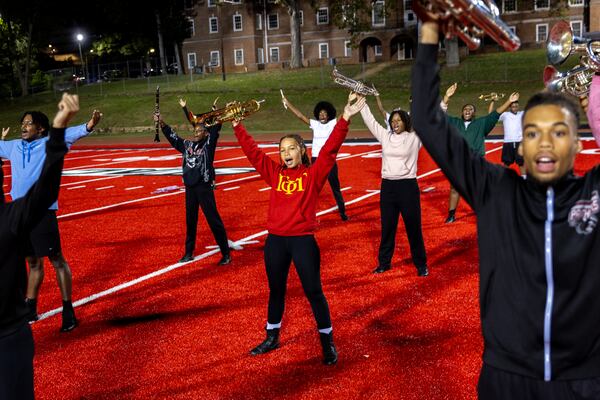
[309, 119, 337, 158]
[499, 111, 524, 142]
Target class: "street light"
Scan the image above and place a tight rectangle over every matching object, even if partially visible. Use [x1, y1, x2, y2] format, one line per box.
[76, 33, 87, 81]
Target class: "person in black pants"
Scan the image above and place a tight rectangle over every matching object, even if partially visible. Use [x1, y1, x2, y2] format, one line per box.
[155, 109, 231, 266]
[281, 94, 349, 220]
[0, 93, 77, 400]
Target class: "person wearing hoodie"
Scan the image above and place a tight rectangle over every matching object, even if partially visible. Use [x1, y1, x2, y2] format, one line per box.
[0, 108, 101, 332]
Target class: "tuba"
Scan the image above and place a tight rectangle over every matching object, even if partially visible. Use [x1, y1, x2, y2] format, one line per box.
[478, 92, 505, 101]
[331, 68, 379, 96]
[412, 0, 521, 51]
[544, 20, 600, 96]
[194, 99, 265, 127]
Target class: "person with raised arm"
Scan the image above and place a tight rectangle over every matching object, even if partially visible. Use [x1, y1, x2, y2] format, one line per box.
[412, 16, 600, 399]
[0, 93, 78, 400]
[233, 92, 365, 365]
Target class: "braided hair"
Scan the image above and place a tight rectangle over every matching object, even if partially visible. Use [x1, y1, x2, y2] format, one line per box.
[279, 134, 311, 167]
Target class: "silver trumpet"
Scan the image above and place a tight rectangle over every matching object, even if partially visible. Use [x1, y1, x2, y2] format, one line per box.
[331, 68, 379, 96]
[544, 20, 600, 96]
[412, 0, 521, 51]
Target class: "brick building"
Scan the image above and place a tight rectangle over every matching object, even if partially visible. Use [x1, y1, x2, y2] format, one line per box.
[181, 0, 595, 74]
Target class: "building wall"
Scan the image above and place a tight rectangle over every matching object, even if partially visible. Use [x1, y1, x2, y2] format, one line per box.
[181, 0, 587, 74]
[590, 0, 600, 32]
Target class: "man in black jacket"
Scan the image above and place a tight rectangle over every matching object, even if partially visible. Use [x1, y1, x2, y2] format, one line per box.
[412, 19, 600, 399]
[154, 112, 231, 266]
[0, 93, 78, 400]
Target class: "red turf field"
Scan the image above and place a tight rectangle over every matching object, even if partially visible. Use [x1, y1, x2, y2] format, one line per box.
[2, 139, 599, 399]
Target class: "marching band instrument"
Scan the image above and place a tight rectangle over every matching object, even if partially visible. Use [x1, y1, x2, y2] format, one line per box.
[478, 92, 505, 101]
[154, 86, 160, 142]
[544, 20, 600, 96]
[331, 68, 379, 96]
[193, 99, 265, 127]
[412, 0, 521, 51]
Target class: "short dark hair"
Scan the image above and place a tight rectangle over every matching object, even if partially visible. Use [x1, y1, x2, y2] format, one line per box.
[279, 134, 310, 167]
[462, 103, 476, 113]
[523, 91, 580, 127]
[21, 111, 50, 136]
[388, 109, 412, 132]
[313, 101, 336, 122]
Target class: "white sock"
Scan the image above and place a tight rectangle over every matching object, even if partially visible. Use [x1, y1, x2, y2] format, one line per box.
[522, 174, 527, 179]
[318, 327, 332, 334]
[266, 322, 281, 330]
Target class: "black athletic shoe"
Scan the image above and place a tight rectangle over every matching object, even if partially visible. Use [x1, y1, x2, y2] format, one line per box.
[340, 212, 349, 221]
[373, 265, 391, 274]
[178, 254, 194, 263]
[60, 302, 78, 333]
[319, 332, 338, 365]
[250, 329, 280, 355]
[445, 210, 456, 224]
[217, 254, 232, 266]
[417, 266, 429, 277]
[25, 298, 39, 323]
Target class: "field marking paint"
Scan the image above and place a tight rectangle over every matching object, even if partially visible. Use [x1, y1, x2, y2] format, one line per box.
[62, 176, 124, 187]
[222, 186, 240, 192]
[67, 185, 86, 190]
[125, 186, 144, 191]
[96, 186, 115, 191]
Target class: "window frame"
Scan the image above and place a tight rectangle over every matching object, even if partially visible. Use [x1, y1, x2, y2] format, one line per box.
[210, 50, 220, 67]
[233, 13, 243, 32]
[372, 0, 386, 27]
[268, 13, 279, 30]
[536, 23, 549, 42]
[234, 48, 244, 66]
[209, 16, 218, 33]
[319, 42, 329, 59]
[316, 7, 329, 25]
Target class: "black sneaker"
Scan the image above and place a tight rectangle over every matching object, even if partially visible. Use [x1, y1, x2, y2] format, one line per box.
[250, 329, 280, 355]
[340, 212, 349, 221]
[217, 254, 232, 266]
[319, 332, 338, 365]
[417, 266, 429, 277]
[60, 302, 78, 333]
[178, 254, 194, 263]
[373, 265, 391, 274]
[24, 298, 38, 323]
[445, 210, 456, 224]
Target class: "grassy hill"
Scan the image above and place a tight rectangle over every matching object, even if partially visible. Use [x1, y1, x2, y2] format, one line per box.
[0, 47, 582, 140]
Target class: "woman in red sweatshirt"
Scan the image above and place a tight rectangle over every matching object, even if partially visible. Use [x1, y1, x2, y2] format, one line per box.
[232, 93, 365, 365]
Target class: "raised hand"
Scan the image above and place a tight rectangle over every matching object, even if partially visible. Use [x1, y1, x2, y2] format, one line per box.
[86, 109, 103, 131]
[509, 92, 519, 103]
[212, 97, 220, 111]
[178, 98, 187, 108]
[1, 127, 9, 140]
[53, 93, 80, 128]
[445, 83, 458, 99]
[343, 92, 366, 120]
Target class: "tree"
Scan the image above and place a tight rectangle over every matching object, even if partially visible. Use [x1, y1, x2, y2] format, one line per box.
[328, 0, 396, 44]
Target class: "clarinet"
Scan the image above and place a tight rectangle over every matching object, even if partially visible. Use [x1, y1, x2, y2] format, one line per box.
[154, 86, 160, 142]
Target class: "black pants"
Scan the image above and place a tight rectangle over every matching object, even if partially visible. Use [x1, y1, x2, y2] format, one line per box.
[311, 157, 345, 215]
[478, 363, 600, 400]
[264, 234, 332, 330]
[0, 323, 34, 400]
[378, 178, 427, 269]
[184, 184, 229, 256]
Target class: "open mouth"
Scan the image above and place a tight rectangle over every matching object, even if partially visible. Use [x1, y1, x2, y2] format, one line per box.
[284, 158, 294, 167]
[535, 156, 556, 173]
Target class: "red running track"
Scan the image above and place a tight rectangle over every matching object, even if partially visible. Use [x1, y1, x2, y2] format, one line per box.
[2, 140, 599, 399]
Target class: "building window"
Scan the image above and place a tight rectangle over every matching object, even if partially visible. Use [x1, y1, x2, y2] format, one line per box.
[299, 10, 304, 26]
[404, 0, 415, 24]
[233, 14, 242, 31]
[375, 44, 383, 56]
[257, 48, 264, 64]
[229, 0, 241, 3]
[317, 8, 329, 25]
[270, 47, 280, 62]
[300, 44, 304, 59]
[570, 20, 583, 36]
[187, 53, 197, 69]
[188, 18, 195, 36]
[344, 40, 352, 57]
[208, 0, 217, 7]
[319, 43, 329, 59]
[209, 16, 218, 33]
[536, 24, 548, 42]
[503, 0, 517, 12]
[372, 1, 385, 26]
[568, 0, 583, 5]
[256, 14, 262, 30]
[210, 50, 220, 67]
[535, 0, 549, 10]
[234, 49, 244, 65]
[268, 13, 279, 30]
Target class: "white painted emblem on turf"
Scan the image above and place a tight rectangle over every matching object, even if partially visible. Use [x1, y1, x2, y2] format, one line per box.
[568, 190, 599, 235]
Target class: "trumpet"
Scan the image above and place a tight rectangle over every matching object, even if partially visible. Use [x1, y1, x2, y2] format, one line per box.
[544, 20, 600, 96]
[478, 92, 505, 101]
[412, 0, 520, 51]
[331, 68, 378, 96]
[194, 99, 265, 127]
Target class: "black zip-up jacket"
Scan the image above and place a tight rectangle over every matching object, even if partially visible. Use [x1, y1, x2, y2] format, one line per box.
[161, 123, 221, 187]
[411, 44, 600, 381]
[0, 127, 67, 338]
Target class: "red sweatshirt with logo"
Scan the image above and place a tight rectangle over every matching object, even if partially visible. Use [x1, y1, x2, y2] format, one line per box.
[234, 118, 349, 236]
